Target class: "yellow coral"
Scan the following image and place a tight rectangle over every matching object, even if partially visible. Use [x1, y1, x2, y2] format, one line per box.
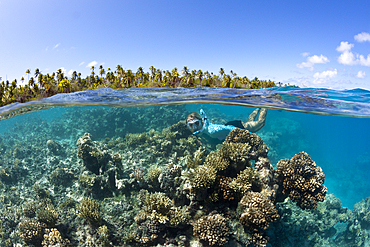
[228, 167, 258, 194]
[186, 165, 217, 190]
[77, 197, 101, 225]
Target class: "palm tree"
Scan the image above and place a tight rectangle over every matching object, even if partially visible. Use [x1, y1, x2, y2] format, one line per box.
[219, 68, 225, 80]
[197, 70, 204, 86]
[136, 67, 144, 86]
[124, 69, 134, 88]
[171, 68, 179, 86]
[26, 69, 31, 82]
[149, 65, 156, 81]
[182, 66, 189, 77]
[99, 65, 105, 83]
[35, 68, 40, 77]
[154, 69, 162, 84]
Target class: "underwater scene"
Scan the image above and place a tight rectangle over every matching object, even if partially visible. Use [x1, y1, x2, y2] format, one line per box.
[0, 87, 369, 247]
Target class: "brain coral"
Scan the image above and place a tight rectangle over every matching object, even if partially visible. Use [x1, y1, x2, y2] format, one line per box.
[193, 213, 229, 246]
[276, 151, 327, 210]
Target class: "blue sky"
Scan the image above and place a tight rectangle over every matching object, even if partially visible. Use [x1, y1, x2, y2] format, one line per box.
[1, 0, 370, 89]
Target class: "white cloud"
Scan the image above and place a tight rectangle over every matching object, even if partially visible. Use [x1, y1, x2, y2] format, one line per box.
[336, 41, 370, 66]
[79, 62, 85, 66]
[354, 32, 370, 42]
[336, 41, 354, 52]
[53, 43, 61, 49]
[297, 54, 329, 70]
[87, 61, 98, 67]
[337, 50, 356, 65]
[313, 69, 337, 84]
[358, 54, 370, 66]
[301, 52, 310, 57]
[356, 71, 366, 78]
[68, 70, 74, 77]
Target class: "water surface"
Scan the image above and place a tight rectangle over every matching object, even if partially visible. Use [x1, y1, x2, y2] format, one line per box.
[0, 87, 369, 247]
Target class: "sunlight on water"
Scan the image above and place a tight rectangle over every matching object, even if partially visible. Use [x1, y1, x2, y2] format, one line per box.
[0, 87, 369, 246]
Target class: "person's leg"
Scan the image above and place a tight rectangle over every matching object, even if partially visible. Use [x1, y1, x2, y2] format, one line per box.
[242, 108, 267, 132]
[247, 108, 260, 122]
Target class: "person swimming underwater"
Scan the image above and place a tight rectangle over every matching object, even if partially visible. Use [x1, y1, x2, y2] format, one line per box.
[186, 108, 267, 140]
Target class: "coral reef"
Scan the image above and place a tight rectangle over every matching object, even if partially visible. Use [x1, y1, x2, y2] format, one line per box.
[49, 167, 76, 186]
[185, 164, 217, 191]
[22, 201, 37, 217]
[36, 200, 59, 226]
[193, 212, 229, 246]
[0, 104, 357, 247]
[42, 228, 70, 247]
[239, 191, 279, 230]
[229, 167, 258, 195]
[18, 218, 46, 245]
[158, 163, 182, 194]
[77, 197, 101, 225]
[214, 175, 236, 201]
[275, 151, 327, 209]
[269, 193, 351, 246]
[224, 128, 269, 160]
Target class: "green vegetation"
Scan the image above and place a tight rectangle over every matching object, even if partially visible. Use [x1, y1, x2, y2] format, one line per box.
[0, 65, 288, 107]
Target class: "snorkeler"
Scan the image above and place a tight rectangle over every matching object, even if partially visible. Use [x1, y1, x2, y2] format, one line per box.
[186, 108, 267, 140]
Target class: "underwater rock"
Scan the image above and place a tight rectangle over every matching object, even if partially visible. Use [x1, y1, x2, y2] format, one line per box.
[76, 133, 119, 197]
[22, 201, 37, 218]
[46, 139, 63, 156]
[275, 151, 327, 209]
[76, 133, 111, 174]
[0, 166, 13, 184]
[192, 212, 229, 246]
[49, 167, 76, 187]
[158, 163, 182, 195]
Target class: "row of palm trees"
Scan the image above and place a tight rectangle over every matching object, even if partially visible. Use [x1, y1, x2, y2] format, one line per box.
[0, 65, 287, 107]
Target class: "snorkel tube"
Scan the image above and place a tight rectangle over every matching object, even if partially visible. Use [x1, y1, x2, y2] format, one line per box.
[192, 109, 207, 135]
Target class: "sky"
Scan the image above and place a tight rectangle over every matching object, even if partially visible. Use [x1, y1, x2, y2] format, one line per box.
[0, 0, 370, 90]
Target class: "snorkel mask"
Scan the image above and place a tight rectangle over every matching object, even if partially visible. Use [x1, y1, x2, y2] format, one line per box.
[191, 109, 207, 135]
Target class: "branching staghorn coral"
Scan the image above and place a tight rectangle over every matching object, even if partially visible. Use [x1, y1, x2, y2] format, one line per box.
[77, 197, 101, 225]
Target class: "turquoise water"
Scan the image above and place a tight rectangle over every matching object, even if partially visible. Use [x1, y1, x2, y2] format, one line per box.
[0, 87, 369, 246]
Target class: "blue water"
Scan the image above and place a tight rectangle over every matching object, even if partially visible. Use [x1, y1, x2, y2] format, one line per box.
[1, 87, 369, 209]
